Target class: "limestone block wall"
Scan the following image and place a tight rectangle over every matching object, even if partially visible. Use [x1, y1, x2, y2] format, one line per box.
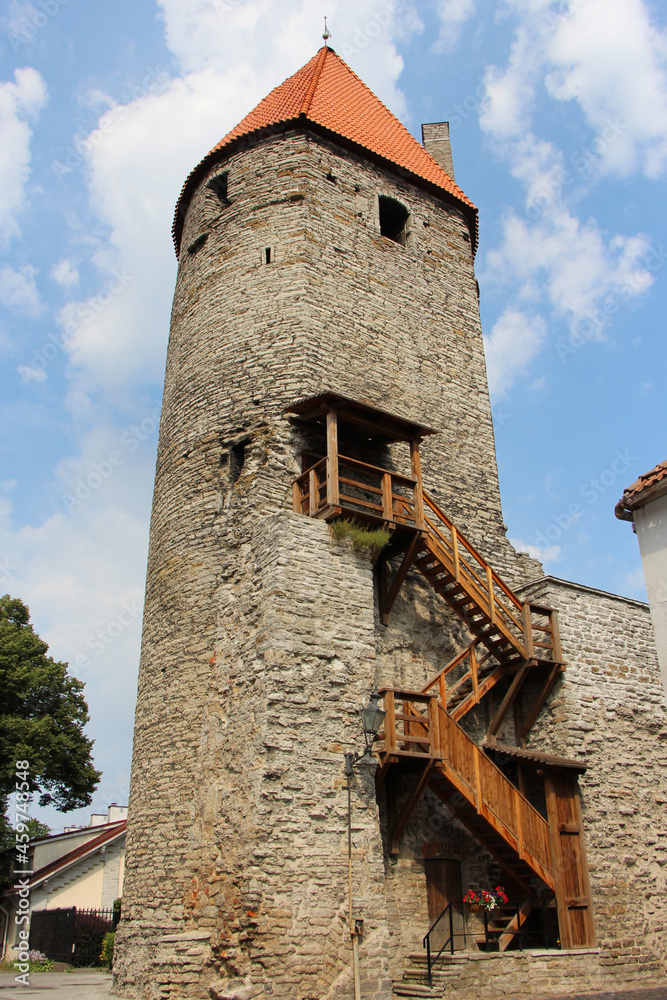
[517, 576, 667, 978]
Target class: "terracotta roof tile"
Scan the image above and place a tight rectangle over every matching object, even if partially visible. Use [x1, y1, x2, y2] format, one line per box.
[618, 459, 667, 512]
[173, 46, 477, 255]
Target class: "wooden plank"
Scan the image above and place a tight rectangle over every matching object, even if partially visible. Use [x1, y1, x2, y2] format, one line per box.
[384, 691, 396, 754]
[451, 525, 460, 582]
[292, 480, 301, 513]
[551, 610, 563, 663]
[326, 409, 339, 506]
[486, 565, 495, 623]
[382, 472, 393, 521]
[522, 603, 535, 659]
[309, 467, 318, 515]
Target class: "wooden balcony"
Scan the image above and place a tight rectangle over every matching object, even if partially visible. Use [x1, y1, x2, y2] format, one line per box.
[292, 453, 425, 529]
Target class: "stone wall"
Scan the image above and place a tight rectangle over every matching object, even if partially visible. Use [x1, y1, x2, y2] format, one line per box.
[114, 119, 666, 1000]
[516, 576, 667, 979]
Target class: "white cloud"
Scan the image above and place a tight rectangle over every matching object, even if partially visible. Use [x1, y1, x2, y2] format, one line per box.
[435, 0, 475, 51]
[0, 67, 47, 245]
[49, 0, 419, 413]
[483, 309, 547, 397]
[51, 258, 80, 289]
[510, 536, 561, 565]
[484, 206, 653, 334]
[0, 263, 41, 315]
[545, 0, 667, 177]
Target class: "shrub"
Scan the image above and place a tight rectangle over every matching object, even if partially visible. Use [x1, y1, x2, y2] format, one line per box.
[100, 931, 115, 968]
[12, 950, 53, 972]
[329, 519, 391, 556]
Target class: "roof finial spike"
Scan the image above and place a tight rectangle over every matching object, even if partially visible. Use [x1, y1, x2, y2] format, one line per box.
[323, 16, 331, 43]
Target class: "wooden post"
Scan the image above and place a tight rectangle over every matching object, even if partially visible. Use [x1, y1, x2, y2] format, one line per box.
[410, 439, 425, 529]
[384, 691, 397, 754]
[551, 610, 563, 663]
[522, 603, 535, 659]
[486, 566, 495, 624]
[309, 468, 318, 515]
[451, 526, 460, 582]
[427, 695, 439, 757]
[292, 480, 301, 513]
[326, 410, 339, 507]
[439, 672, 447, 711]
[382, 471, 393, 522]
[471, 647, 479, 704]
[514, 788, 523, 860]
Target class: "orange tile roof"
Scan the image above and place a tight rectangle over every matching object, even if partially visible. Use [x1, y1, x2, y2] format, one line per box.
[617, 459, 667, 513]
[173, 46, 477, 255]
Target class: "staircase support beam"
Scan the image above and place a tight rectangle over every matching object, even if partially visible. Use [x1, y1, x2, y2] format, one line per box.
[486, 664, 529, 743]
[380, 533, 422, 625]
[389, 760, 435, 854]
[519, 663, 562, 741]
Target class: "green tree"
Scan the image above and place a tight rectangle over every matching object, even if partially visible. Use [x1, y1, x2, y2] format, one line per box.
[0, 595, 101, 838]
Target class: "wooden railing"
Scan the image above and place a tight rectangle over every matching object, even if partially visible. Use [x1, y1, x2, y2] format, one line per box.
[421, 638, 499, 717]
[421, 491, 527, 655]
[377, 691, 554, 889]
[293, 454, 421, 527]
[292, 463, 562, 665]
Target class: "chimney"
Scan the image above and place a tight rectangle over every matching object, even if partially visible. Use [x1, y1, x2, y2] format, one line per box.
[421, 122, 455, 181]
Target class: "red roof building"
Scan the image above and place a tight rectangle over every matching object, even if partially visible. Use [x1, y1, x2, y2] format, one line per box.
[173, 45, 478, 255]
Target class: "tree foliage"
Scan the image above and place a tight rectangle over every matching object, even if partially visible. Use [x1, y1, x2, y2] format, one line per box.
[0, 595, 101, 827]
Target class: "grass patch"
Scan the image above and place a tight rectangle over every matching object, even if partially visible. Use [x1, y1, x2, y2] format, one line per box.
[330, 519, 391, 556]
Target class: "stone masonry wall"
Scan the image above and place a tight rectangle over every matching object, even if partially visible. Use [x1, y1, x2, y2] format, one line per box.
[114, 121, 666, 1000]
[118, 128, 528, 1000]
[516, 576, 667, 980]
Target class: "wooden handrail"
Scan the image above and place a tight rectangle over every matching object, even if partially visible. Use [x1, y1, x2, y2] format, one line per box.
[423, 491, 523, 612]
[338, 453, 417, 487]
[376, 689, 554, 887]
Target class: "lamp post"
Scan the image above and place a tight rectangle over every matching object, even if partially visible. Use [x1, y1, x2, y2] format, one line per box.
[345, 691, 386, 1000]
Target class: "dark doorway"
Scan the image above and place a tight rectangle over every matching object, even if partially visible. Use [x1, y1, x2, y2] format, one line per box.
[424, 858, 465, 953]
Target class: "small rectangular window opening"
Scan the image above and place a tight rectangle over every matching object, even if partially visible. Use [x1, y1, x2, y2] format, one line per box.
[379, 196, 409, 247]
[265, 247, 272, 264]
[207, 172, 229, 205]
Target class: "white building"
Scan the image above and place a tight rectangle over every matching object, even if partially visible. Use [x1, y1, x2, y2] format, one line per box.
[616, 459, 667, 696]
[0, 805, 127, 962]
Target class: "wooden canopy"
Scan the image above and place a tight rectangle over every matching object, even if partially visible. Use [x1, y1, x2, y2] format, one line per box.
[285, 392, 437, 444]
[483, 743, 587, 774]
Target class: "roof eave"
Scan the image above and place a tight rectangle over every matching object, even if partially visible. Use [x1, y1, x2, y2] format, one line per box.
[172, 118, 479, 257]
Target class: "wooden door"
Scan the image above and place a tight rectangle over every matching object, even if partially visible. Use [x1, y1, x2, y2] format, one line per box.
[424, 859, 465, 952]
[544, 773, 596, 948]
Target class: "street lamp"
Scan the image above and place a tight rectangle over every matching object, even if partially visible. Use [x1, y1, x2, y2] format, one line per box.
[345, 691, 386, 776]
[344, 692, 386, 1000]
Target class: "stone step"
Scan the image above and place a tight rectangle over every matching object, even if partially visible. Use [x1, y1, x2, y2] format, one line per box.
[393, 985, 442, 998]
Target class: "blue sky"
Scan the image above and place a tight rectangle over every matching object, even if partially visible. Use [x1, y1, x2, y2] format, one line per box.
[1, 0, 665, 832]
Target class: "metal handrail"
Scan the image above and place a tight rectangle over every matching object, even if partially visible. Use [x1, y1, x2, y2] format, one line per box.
[423, 898, 553, 984]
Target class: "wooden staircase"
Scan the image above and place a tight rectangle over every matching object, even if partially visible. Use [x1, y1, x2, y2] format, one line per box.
[475, 899, 532, 951]
[378, 692, 555, 897]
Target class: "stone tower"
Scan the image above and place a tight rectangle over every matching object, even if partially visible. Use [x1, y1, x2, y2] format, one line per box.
[114, 45, 667, 1000]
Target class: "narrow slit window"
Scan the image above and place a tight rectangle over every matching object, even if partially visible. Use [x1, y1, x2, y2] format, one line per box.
[379, 196, 409, 247]
[265, 247, 272, 264]
[229, 440, 248, 484]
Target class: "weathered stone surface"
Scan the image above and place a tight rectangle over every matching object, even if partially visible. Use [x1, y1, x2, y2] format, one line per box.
[113, 117, 667, 1000]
